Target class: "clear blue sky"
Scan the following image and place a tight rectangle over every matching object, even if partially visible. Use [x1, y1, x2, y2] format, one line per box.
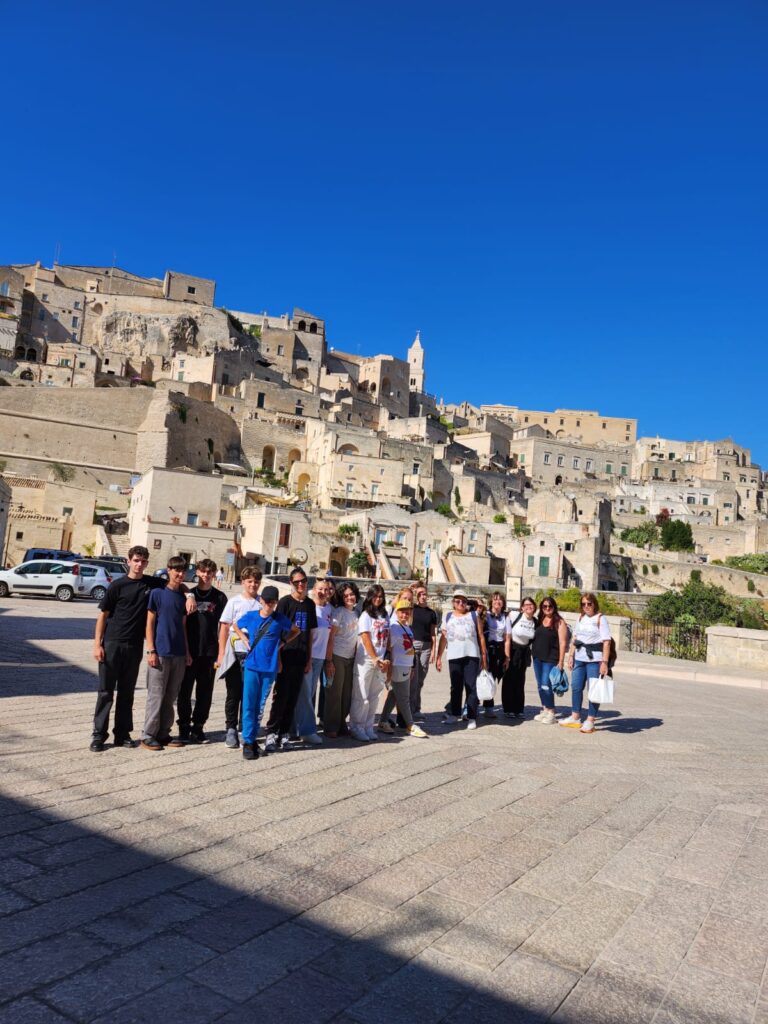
[2, 1, 766, 462]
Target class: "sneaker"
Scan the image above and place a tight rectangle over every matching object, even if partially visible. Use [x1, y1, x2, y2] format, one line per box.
[580, 721, 596, 734]
[377, 721, 395, 735]
[541, 711, 558, 725]
[478, 706, 485, 716]
[349, 726, 370, 742]
[407, 724, 428, 738]
[189, 728, 208, 744]
[504, 712, 516, 719]
[560, 718, 582, 729]
[466, 719, 477, 730]
[178, 726, 191, 742]
[225, 728, 240, 749]
[89, 739, 106, 752]
[141, 738, 163, 751]
[303, 733, 323, 746]
[442, 713, 459, 724]
[242, 743, 258, 760]
[413, 713, 426, 723]
[533, 711, 547, 722]
[366, 727, 378, 741]
[264, 733, 278, 753]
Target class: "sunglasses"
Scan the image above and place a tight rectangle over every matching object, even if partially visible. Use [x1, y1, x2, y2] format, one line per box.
[581, 601, 594, 608]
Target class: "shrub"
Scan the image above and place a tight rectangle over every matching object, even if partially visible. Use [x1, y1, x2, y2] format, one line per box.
[660, 519, 694, 552]
[533, 587, 631, 617]
[646, 574, 767, 630]
[651, 564, 659, 574]
[642, 564, 649, 576]
[514, 523, 531, 537]
[620, 521, 659, 546]
[51, 461, 75, 483]
[347, 551, 370, 576]
[493, 514, 507, 524]
[435, 504, 453, 518]
[723, 554, 768, 575]
[747, 579, 756, 593]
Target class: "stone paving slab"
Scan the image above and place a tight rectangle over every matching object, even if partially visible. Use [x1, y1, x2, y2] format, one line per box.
[2, 598, 768, 1022]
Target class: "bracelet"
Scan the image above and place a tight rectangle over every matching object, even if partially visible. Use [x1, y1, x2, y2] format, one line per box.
[146, 649, 156, 655]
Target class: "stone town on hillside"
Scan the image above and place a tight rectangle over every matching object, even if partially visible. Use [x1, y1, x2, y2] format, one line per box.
[0, 261, 766, 598]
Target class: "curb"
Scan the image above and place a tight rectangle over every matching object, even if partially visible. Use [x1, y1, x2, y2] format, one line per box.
[619, 663, 768, 691]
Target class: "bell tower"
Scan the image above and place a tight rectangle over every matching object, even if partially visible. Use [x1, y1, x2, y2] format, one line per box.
[407, 331, 425, 392]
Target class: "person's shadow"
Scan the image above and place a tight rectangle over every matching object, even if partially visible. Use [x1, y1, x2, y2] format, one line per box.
[599, 712, 664, 734]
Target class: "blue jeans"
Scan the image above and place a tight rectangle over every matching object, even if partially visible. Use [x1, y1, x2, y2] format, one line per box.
[292, 657, 324, 736]
[242, 668, 276, 744]
[532, 658, 557, 711]
[571, 660, 601, 718]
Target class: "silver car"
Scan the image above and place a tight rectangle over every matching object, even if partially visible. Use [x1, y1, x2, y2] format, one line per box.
[0, 560, 112, 603]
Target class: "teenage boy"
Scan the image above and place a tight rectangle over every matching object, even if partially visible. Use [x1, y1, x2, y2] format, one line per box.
[177, 559, 228, 743]
[216, 566, 262, 749]
[142, 556, 193, 751]
[291, 578, 333, 745]
[232, 586, 300, 761]
[90, 545, 194, 752]
[264, 567, 317, 752]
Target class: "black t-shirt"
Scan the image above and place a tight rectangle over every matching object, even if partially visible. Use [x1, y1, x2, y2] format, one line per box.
[186, 585, 228, 658]
[100, 574, 167, 646]
[276, 594, 318, 652]
[531, 622, 561, 663]
[411, 605, 437, 644]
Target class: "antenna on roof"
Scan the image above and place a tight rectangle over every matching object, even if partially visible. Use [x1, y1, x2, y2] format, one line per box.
[54, 241, 61, 265]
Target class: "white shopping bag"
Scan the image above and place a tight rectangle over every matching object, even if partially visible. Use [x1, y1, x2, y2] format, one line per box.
[588, 673, 615, 705]
[476, 669, 496, 702]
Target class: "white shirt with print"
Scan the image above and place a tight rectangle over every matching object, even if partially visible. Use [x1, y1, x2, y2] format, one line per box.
[442, 611, 480, 660]
[357, 611, 391, 661]
[310, 603, 333, 659]
[390, 620, 416, 668]
[330, 606, 359, 659]
[220, 594, 261, 654]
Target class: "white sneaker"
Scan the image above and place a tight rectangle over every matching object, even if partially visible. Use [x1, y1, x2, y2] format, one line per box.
[580, 720, 596, 734]
[349, 726, 369, 742]
[365, 727, 378, 741]
[264, 733, 278, 752]
[303, 733, 323, 745]
[407, 724, 428, 738]
[533, 711, 547, 722]
[541, 711, 558, 725]
[466, 719, 477, 730]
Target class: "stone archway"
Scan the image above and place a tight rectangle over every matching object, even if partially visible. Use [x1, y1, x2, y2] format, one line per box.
[330, 545, 349, 576]
[297, 472, 311, 497]
[287, 448, 302, 469]
[262, 445, 276, 472]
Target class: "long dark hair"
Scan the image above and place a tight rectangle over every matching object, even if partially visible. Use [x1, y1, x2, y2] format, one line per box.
[362, 584, 387, 618]
[488, 591, 506, 619]
[333, 580, 360, 608]
[537, 595, 563, 629]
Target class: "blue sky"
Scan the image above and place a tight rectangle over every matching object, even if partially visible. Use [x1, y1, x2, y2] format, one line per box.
[2, 1, 766, 462]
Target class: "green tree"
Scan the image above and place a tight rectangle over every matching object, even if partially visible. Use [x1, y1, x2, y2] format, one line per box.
[660, 519, 694, 552]
[646, 574, 767, 629]
[493, 513, 507, 523]
[347, 551, 370, 576]
[435, 503, 454, 518]
[619, 520, 659, 546]
[723, 554, 768, 575]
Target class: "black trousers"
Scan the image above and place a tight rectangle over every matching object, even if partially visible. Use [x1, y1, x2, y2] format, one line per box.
[92, 641, 142, 742]
[449, 656, 480, 720]
[502, 645, 528, 714]
[266, 649, 306, 736]
[177, 655, 216, 733]
[224, 653, 246, 730]
[484, 640, 505, 708]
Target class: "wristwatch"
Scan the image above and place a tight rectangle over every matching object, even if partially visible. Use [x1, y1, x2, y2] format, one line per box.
[146, 649, 157, 655]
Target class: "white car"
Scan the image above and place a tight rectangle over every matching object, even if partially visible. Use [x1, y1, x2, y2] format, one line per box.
[0, 560, 113, 603]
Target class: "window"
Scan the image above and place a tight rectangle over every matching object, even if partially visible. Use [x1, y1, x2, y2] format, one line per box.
[15, 531, 23, 541]
[395, 531, 406, 544]
[620, 464, 628, 476]
[74, 300, 81, 309]
[72, 316, 79, 328]
[470, 528, 477, 540]
[78, 362, 85, 369]
[278, 523, 291, 546]
[543, 418, 548, 425]
[62, 506, 73, 516]
[177, 372, 184, 382]
[256, 392, 265, 408]
[38, 310, 45, 321]
[524, 416, 529, 423]
[418, 539, 426, 552]
[543, 453, 551, 465]
[625, 424, 630, 431]
[42, 293, 49, 301]
[277, 345, 285, 356]
[179, 359, 185, 368]
[527, 555, 534, 567]
[186, 513, 199, 526]
[519, 453, 525, 464]
[187, 286, 196, 295]
[602, 423, 606, 430]
[410, 378, 416, 386]
[468, 543, 476, 554]
[219, 509, 228, 522]
[564, 542, 573, 551]
[60, 358, 71, 367]
[605, 463, 613, 474]
[539, 556, 550, 576]
[740, 476, 747, 483]
[723, 473, 730, 481]
[686, 496, 695, 505]
[723, 501, 733, 508]
[371, 483, 379, 496]
[702, 496, 709, 506]
[576, 420, 581, 427]
[52, 312, 59, 320]
[560, 419, 564, 426]
[412, 462, 420, 475]
[573, 457, 580, 469]
[153, 539, 162, 550]
[586, 459, 593, 471]
[346, 483, 353, 495]
[671, 470, 677, 481]
[104, 358, 110, 365]
[653, 467, 660, 478]
[557, 455, 564, 467]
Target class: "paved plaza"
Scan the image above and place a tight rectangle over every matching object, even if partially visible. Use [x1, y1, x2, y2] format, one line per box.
[1, 597, 768, 1024]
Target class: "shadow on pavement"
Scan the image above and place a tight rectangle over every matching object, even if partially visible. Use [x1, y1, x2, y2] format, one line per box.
[0, 604, 99, 697]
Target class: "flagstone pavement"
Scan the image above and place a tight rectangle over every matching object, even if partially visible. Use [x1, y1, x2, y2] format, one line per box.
[1, 597, 768, 1024]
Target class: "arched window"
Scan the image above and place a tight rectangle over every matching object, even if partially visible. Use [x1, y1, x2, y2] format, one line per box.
[555, 475, 563, 485]
[298, 320, 306, 332]
[261, 445, 275, 472]
[26, 348, 37, 362]
[287, 448, 301, 468]
[338, 443, 359, 456]
[15, 345, 25, 358]
[308, 322, 317, 334]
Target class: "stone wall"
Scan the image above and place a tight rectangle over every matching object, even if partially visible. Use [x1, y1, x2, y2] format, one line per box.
[706, 626, 768, 674]
[627, 555, 767, 600]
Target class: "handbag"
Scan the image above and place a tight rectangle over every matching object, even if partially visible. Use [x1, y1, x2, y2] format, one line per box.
[548, 666, 569, 696]
[588, 673, 615, 704]
[476, 669, 496, 702]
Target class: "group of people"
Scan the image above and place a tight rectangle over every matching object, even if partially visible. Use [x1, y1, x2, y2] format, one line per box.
[90, 545, 614, 759]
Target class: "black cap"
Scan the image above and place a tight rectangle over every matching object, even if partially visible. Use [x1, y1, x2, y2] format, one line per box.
[261, 585, 279, 603]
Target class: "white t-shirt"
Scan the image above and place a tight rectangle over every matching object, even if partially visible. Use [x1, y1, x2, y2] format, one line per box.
[390, 620, 416, 668]
[330, 606, 359, 659]
[486, 612, 507, 643]
[507, 612, 536, 646]
[220, 594, 261, 653]
[442, 611, 480, 660]
[357, 611, 390, 661]
[574, 613, 612, 663]
[310, 602, 333, 659]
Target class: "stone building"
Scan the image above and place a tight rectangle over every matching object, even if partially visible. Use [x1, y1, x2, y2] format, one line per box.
[510, 428, 633, 487]
[480, 405, 637, 445]
[0, 268, 24, 362]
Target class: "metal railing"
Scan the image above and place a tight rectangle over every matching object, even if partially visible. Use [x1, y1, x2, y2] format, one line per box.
[628, 618, 707, 662]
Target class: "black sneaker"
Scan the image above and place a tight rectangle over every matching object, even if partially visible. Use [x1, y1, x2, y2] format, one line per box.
[141, 738, 164, 751]
[178, 726, 191, 743]
[242, 743, 258, 761]
[89, 739, 106, 752]
[167, 736, 186, 748]
[189, 728, 208, 744]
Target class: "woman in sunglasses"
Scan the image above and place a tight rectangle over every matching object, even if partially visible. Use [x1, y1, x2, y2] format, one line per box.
[562, 592, 612, 734]
[436, 589, 488, 730]
[531, 597, 568, 725]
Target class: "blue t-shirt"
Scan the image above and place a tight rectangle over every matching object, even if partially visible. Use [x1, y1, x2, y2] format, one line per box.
[147, 587, 187, 658]
[237, 610, 293, 675]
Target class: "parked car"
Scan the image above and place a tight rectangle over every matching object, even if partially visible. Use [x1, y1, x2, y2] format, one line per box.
[73, 556, 128, 578]
[22, 548, 79, 563]
[153, 567, 199, 584]
[0, 560, 111, 602]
